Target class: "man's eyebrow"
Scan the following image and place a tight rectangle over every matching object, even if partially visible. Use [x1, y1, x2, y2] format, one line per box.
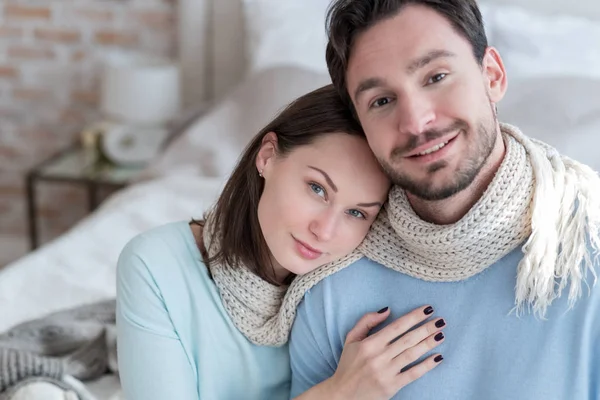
[352, 50, 455, 101]
[353, 77, 387, 102]
[406, 49, 456, 75]
[308, 166, 337, 192]
[356, 201, 383, 208]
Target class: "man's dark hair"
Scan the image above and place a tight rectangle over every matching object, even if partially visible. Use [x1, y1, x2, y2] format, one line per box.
[325, 0, 488, 111]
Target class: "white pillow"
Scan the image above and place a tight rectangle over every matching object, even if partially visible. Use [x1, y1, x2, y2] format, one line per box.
[145, 66, 331, 178]
[499, 76, 600, 172]
[482, 5, 600, 80]
[242, 0, 600, 78]
[242, 0, 331, 73]
[241, 1, 600, 81]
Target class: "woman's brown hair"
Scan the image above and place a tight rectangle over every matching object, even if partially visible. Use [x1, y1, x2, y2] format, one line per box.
[202, 84, 364, 285]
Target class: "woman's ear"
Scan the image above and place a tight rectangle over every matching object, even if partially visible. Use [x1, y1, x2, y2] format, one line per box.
[255, 132, 278, 177]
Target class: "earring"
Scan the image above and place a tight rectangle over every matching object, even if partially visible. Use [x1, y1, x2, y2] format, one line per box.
[259, 169, 263, 177]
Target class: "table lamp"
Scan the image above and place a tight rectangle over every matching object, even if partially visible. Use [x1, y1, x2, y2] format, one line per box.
[94, 54, 181, 166]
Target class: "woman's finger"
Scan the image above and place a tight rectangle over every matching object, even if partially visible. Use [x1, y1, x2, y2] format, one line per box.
[394, 353, 444, 390]
[391, 329, 446, 372]
[368, 305, 434, 345]
[345, 307, 391, 345]
[385, 317, 446, 359]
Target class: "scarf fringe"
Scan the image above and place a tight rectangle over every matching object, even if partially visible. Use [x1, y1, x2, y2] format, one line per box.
[512, 130, 600, 318]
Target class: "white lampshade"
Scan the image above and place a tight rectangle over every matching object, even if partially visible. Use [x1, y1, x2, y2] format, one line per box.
[100, 55, 181, 126]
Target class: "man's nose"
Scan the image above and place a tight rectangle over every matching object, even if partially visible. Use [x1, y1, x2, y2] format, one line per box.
[395, 94, 436, 136]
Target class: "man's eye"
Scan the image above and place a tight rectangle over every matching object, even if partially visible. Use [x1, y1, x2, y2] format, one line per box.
[428, 73, 447, 84]
[371, 97, 391, 108]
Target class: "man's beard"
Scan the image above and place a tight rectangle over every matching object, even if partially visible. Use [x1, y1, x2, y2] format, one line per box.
[380, 104, 498, 201]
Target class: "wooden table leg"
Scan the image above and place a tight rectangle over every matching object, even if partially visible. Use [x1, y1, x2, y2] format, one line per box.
[26, 173, 39, 250]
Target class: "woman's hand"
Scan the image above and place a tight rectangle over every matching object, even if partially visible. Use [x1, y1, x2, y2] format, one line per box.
[296, 305, 445, 400]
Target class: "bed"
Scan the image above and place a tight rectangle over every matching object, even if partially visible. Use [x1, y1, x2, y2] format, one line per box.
[1, 0, 599, 398]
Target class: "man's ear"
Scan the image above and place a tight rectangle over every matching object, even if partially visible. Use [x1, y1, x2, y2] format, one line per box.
[255, 131, 279, 176]
[482, 46, 508, 105]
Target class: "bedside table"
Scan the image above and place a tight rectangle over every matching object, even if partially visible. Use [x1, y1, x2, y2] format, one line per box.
[26, 142, 146, 250]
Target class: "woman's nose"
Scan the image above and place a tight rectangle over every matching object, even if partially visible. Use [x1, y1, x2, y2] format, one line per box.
[309, 211, 338, 242]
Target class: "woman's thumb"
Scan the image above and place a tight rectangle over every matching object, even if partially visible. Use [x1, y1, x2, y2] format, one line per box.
[345, 307, 390, 344]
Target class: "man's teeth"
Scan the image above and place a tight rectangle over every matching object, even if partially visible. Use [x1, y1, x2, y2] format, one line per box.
[418, 141, 449, 156]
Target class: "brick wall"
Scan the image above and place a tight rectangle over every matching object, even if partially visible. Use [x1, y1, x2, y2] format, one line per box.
[0, 0, 177, 266]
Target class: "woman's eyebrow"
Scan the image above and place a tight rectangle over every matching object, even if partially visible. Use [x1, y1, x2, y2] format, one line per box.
[308, 165, 338, 192]
[356, 201, 382, 208]
[308, 165, 383, 207]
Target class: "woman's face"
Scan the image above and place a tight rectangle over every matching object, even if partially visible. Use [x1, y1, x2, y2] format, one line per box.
[256, 132, 390, 281]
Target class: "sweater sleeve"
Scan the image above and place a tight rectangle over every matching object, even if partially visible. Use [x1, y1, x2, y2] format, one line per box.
[116, 237, 199, 400]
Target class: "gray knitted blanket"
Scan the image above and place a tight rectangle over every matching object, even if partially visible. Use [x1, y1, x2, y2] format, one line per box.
[0, 299, 118, 397]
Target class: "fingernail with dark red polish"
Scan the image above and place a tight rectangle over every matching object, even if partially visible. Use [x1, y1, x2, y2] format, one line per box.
[434, 332, 445, 342]
[435, 319, 446, 328]
[424, 306, 434, 315]
[434, 355, 444, 363]
[377, 307, 389, 314]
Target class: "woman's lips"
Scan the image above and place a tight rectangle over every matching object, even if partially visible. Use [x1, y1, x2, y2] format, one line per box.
[293, 236, 323, 260]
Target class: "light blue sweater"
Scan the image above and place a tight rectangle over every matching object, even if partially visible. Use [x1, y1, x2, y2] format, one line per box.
[290, 247, 600, 399]
[116, 221, 291, 400]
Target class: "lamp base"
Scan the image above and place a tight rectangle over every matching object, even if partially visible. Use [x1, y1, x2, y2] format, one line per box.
[84, 121, 169, 167]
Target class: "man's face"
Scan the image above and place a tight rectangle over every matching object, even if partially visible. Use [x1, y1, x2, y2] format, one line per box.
[346, 4, 506, 201]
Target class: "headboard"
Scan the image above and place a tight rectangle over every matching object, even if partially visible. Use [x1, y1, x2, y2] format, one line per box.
[178, 0, 600, 107]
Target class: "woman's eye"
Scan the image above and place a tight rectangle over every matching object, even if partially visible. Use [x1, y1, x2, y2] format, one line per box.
[309, 183, 326, 198]
[347, 209, 366, 219]
[371, 97, 391, 108]
[428, 73, 447, 84]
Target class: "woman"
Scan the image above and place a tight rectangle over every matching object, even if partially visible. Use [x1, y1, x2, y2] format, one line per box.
[116, 85, 446, 400]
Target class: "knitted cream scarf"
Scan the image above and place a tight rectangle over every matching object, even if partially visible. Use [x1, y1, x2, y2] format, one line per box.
[206, 123, 600, 346]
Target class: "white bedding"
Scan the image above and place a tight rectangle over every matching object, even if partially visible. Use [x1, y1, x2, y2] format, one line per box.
[0, 175, 225, 399]
[0, 175, 224, 333]
[0, 176, 221, 331]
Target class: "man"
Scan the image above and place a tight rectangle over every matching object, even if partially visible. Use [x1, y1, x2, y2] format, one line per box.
[289, 1, 600, 399]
